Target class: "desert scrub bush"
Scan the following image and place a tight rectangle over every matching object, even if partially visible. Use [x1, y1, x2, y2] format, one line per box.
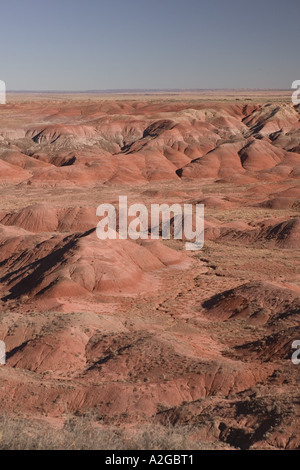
[0, 414, 215, 450]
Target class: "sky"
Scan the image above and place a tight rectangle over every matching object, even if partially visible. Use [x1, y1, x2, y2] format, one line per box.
[0, 0, 299, 91]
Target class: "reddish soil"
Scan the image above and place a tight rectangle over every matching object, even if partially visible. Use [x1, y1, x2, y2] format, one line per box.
[0, 92, 299, 449]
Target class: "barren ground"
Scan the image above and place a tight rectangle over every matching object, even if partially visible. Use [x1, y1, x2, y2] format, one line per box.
[0, 91, 299, 449]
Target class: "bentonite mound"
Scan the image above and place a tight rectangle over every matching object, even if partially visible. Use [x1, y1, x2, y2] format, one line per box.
[0, 95, 299, 450]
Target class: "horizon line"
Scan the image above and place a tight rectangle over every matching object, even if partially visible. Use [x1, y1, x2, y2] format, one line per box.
[6, 88, 292, 94]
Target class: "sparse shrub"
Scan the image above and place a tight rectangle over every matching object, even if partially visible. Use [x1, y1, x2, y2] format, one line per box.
[0, 414, 215, 450]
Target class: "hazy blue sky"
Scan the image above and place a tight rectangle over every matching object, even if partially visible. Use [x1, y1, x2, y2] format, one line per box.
[1, 0, 299, 90]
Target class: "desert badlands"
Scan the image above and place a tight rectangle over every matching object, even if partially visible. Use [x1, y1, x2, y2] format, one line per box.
[0, 90, 299, 449]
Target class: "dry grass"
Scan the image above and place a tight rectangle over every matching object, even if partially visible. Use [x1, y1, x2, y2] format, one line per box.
[0, 414, 217, 450]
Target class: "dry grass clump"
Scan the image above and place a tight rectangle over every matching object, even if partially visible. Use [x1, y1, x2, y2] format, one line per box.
[0, 415, 216, 450]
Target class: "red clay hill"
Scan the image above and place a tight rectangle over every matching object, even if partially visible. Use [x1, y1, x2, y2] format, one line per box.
[0, 93, 299, 450]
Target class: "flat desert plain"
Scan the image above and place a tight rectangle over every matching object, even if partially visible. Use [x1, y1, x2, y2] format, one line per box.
[0, 91, 299, 449]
